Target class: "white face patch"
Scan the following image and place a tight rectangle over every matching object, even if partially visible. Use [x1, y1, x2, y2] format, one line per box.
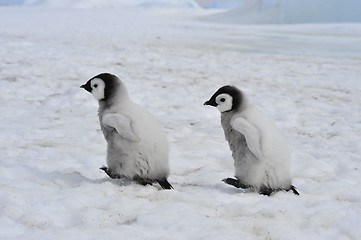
[216, 93, 233, 112]
[90, 78, 105, 101]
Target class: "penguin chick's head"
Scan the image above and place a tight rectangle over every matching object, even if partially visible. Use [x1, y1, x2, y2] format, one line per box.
[204, 85, 242, 113]
[80, 73, 120, 101]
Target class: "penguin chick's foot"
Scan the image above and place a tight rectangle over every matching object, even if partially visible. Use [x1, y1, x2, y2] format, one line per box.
[259, 186, 275, 196]
[133, 175, 154, 186]
[133, 176, 173, 190]
[223, 178, 250, 189]
[156, 178, 173, 190]
[288, 185, 300, 195]
[100, 166, 121, 179]
[259, 185, 300, 196]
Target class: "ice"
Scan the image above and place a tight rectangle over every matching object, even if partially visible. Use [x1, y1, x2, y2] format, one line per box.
[200, 0, 361, 23]
[203, 0, 244, 9]
[0, 3, 361, 240]
[0, 0, 200, 8]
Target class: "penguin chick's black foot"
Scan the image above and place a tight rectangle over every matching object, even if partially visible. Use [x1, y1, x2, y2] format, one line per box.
[259, 186, 275, 196]
[156, 178, 173, 190]
[288, 185, 300, 195]
[223, 178, 250, 189]
[100, 166, 121, 179]
[259, 185, 300, 196]
[133, 176, 154, 186]
[133, 176, 173, 190]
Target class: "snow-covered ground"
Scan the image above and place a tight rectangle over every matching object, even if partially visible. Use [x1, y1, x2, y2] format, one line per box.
[1, 3, 361, 240]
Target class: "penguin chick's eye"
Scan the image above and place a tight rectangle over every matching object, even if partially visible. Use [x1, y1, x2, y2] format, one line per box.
[215, 93, 233, 112]
[94, 84, 98, 88]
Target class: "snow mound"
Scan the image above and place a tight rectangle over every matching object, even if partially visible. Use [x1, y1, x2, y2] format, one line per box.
[201, 0, 361, 24]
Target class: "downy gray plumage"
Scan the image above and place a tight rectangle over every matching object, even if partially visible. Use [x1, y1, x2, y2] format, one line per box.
[205, 85, 298, 195]
[81, 73, 172, 189]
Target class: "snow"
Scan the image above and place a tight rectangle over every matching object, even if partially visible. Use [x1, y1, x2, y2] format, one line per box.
[1, 2, 361, 240]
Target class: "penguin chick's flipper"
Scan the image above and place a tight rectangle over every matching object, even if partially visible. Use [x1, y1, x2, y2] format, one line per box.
[223, 178, 250, 189]
[288, 185, 300, 195]
[102, 113, 140, 142]
[100, 166, 121, 179]
[156, 178, 173, 190]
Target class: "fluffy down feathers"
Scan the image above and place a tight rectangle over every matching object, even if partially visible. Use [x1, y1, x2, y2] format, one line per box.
[81, 73, 172, 189]
[205, 85, 298, 195]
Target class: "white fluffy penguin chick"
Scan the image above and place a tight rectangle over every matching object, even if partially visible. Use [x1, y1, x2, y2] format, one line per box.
[204, 85, 298, 196]
[81, 73, 173, 189]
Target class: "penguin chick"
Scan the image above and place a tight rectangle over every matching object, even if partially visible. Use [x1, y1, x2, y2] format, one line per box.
[81, 73, 173, 189]
[204, 85, 298, 196]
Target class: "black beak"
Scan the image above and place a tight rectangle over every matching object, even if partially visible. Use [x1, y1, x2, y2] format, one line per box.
[204, 99, 217, 107]
[80, 82, 92, 92]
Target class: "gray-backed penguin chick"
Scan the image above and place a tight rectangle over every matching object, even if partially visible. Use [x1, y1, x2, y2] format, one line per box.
[81, 73, 173, 189]
[204, 85, 298, 196]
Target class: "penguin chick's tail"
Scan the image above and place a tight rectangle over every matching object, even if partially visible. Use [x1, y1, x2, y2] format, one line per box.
[157, 178, 173, 190]
[289, 185, 300, 195]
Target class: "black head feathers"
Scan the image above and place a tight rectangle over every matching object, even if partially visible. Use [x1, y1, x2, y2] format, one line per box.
[204, 85, 242, 112]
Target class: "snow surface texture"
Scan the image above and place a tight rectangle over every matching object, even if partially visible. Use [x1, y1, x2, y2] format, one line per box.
[1, 2, 361, 240]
